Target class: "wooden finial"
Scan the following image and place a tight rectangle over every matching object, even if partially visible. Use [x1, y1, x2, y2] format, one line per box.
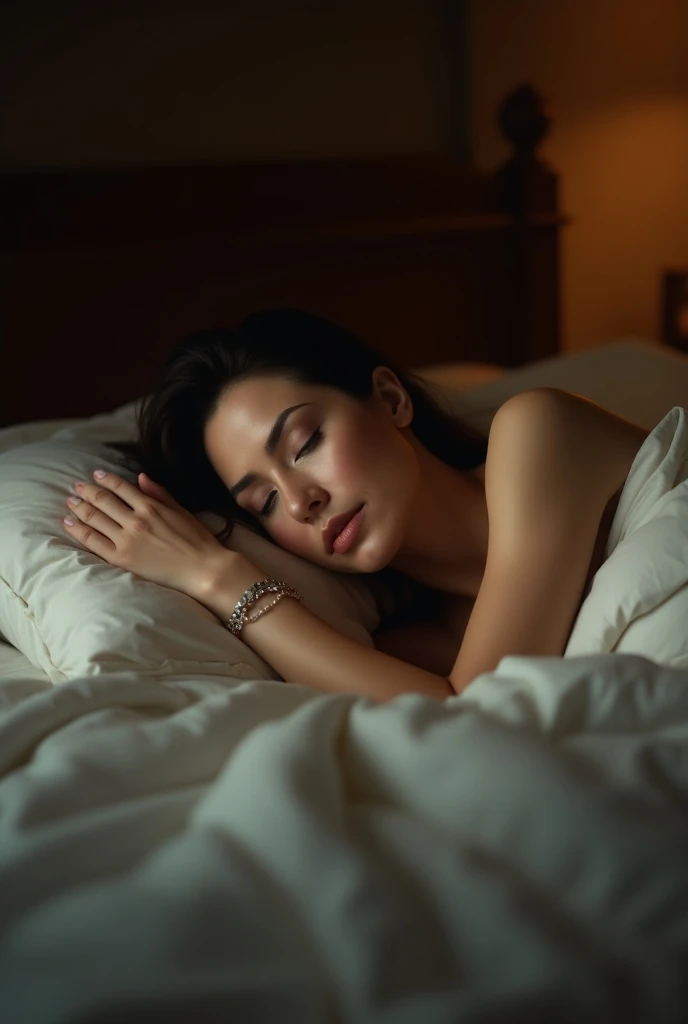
[498, 83, 552, 159]
[494, 83, 557, 215]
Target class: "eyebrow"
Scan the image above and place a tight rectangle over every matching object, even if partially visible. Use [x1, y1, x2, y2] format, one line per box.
[229, 402, 313, 502]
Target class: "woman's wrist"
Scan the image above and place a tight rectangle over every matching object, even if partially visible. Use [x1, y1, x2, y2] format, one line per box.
[191, 549, 266, 622]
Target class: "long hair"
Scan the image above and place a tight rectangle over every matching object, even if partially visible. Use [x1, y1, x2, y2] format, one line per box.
[107, 308, 488, 551]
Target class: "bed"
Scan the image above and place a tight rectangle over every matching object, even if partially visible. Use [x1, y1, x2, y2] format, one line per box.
[2, 83, 688, 1023]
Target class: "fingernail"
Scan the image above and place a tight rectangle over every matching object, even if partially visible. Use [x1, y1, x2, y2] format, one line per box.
[64, 516, 75, 526]
[67, 496, 82, 507]
[93, 469, 107, 479]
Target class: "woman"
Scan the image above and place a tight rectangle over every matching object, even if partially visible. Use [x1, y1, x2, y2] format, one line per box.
[62, 309, 648, 700]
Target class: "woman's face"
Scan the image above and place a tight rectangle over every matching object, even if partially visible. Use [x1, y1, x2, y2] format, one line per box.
[203, 369, 419, 573]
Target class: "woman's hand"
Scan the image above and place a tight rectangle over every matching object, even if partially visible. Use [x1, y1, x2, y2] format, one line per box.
[62, 468, 234, 603]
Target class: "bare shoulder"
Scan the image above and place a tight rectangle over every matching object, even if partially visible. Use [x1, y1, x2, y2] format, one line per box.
[447, 390, 648, 693]
[491, 386, 648, 438]
[486, 387, 648, 516]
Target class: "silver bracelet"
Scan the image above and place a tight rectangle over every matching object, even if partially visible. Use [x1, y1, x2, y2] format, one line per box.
[226, 578, 302, 637]
[245, 591, 290, 625]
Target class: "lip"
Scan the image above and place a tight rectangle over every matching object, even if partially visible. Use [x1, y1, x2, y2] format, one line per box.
[323, 504, 365, 555]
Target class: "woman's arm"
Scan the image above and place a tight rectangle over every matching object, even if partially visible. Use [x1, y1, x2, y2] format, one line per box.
[58, 467, 453, 703]
[448, 388, 640, 694]
[199, 555, 454, 703]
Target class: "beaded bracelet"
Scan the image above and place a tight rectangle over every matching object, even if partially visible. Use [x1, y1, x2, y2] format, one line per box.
[226, 578, 303, 637]
[245, 591, 290, 625]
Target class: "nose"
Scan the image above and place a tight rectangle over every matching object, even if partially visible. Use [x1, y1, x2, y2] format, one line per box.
[284, 482, 328, 524]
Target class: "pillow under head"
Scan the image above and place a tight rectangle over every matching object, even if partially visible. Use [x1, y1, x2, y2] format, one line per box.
[0, 414, 379, 684]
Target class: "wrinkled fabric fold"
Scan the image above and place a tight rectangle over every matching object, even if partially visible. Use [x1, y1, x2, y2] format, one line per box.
[1, 654, 688, 1022]
[566, 407, 688, 667]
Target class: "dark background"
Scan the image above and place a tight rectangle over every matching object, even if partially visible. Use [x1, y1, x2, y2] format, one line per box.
[1, 0, 686, 351]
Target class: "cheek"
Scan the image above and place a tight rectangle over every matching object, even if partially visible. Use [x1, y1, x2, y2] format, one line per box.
[325, 415, 388, 486]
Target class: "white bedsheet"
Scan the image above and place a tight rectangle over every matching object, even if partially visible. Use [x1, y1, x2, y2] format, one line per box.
[1, 653, 688, 1022]
[2, 351, 688, 1021]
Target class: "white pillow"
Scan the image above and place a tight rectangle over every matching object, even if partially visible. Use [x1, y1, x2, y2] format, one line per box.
[565, 406, 688, 668]
[0, 410, 380, 684]
[436, 339, 688, 434]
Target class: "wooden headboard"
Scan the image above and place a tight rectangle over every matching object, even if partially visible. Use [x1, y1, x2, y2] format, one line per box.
[0, 83, 565, 429]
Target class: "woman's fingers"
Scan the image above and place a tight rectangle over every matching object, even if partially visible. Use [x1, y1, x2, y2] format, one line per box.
[63, 497, 119, 559]
[62, 469, 179, 564]
[64, 481, 124, 540]
[85, 469, 157, 514]
[62, 470, 143, 556]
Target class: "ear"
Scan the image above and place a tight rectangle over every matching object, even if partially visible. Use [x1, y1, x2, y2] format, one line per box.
[371, 366, 413, 428]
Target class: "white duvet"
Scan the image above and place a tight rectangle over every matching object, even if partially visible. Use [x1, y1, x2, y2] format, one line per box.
[2, 408, 688, 1022]
[566, 406, 688, 667]
[1, 652, 688, 1023]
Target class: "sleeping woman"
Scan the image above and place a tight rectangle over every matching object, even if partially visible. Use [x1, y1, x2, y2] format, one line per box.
[61, 309, 649, 700]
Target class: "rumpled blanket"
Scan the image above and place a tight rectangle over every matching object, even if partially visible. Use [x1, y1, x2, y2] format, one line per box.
[1, 652, 688, 1023]
[2, 409, 688, 1023]
[566, 406, 688, 667]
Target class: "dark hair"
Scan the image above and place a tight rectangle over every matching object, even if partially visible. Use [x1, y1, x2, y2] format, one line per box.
[107, 308, 488, 548]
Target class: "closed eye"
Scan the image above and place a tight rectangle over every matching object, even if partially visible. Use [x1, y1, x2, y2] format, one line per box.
[296, 427, 323, 460]
[259, 427, 323, 517]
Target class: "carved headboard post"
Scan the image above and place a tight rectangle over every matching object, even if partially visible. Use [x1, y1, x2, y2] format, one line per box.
[494, 83, 565, 364]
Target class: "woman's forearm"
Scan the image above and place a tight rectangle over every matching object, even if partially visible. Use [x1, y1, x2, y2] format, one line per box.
[198, 553, 453, 703]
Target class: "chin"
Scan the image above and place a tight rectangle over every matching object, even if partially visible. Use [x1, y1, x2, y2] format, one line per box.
[348, 531, 401, 574]
[355, 548, 391, 573]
